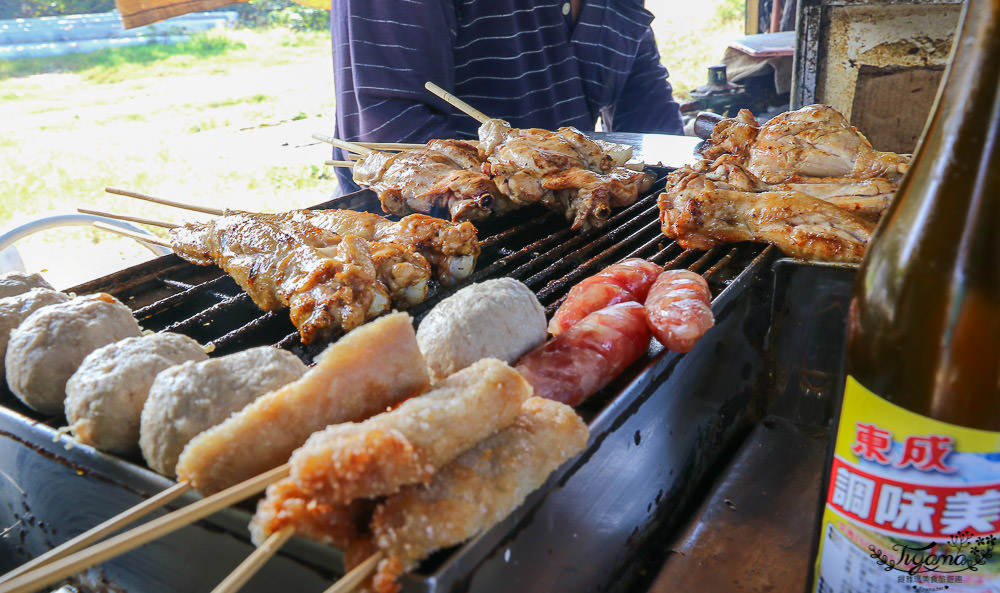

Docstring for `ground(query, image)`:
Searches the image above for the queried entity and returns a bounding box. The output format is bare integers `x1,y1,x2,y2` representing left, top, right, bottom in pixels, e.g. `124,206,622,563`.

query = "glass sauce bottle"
810,0,1000,590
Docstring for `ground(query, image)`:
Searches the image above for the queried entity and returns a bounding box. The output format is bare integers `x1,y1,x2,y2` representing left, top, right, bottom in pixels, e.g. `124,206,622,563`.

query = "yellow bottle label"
813,375,1000,592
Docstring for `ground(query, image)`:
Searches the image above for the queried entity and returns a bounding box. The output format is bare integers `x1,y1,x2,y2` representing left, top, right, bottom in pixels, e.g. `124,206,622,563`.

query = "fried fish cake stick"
176,313,430,495
369,397,589,593
249,478,374,548
289,358,531,505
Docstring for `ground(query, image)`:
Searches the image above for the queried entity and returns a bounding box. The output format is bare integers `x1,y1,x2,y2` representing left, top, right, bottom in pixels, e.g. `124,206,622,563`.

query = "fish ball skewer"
0,271,54,300
5,293,142,415
416,278,546,382
0,288,69,381
140,346,307,477
65,333,208,455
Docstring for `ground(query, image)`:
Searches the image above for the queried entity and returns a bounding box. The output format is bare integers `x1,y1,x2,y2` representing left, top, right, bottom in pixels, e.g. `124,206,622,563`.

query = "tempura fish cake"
289,358,531,505
369,397,589,593
176,313,429,495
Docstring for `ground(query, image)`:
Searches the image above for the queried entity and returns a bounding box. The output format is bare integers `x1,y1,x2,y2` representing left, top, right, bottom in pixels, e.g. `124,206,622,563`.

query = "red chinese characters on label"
827,457,1000,539
850,422,956,472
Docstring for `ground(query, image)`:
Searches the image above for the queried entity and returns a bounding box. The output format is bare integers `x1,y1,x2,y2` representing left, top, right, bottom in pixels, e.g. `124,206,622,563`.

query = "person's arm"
601,28,684,135
332,0,465,144
331,0,471,194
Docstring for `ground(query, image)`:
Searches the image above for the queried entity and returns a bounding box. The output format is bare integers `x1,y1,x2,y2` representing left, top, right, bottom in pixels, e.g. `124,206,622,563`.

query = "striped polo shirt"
331,0,683,193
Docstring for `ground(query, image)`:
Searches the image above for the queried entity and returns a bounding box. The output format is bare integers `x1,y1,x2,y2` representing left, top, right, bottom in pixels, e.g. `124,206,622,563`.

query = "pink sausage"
516,302,651,407
548,258,663,336
644,270,714,353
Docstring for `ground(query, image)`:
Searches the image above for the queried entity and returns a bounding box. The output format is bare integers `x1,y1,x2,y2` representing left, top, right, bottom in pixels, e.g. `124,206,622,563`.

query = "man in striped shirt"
331,0,684,194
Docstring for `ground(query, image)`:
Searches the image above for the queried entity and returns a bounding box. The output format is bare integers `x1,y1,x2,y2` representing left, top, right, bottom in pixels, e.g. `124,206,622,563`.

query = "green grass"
0,27,337,288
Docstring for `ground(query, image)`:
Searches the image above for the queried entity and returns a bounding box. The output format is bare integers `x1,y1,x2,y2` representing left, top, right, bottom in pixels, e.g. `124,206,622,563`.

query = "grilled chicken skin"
479,119,654,231
352,139,509,222
669,155,895,219
658,184,875,264
700,105,910,183
264,209,480,285
170,214,388,344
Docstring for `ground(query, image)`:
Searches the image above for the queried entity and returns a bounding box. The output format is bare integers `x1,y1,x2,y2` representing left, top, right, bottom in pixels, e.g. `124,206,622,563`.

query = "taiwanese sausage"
644,269,714,353
516,301,651,407
548,258,662,336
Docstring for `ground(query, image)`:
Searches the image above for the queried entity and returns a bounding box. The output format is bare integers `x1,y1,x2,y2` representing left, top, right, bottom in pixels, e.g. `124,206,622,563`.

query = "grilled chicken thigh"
700,105,910,183
658,184,875,264
479,120,654,230
352,139,509,222
670,155,895,219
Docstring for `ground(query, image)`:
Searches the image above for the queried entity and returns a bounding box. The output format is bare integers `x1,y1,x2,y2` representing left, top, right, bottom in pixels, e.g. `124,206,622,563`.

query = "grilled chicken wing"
479,120,654,230
170,214,389,344
658,185,875,264
699,105,909,183
267,209,479,285
352,139,510,222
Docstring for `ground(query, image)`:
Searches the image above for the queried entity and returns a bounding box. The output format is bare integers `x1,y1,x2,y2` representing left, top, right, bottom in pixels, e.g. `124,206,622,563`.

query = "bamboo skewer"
0,464,290,593
105,187,225,217
321,552,382,593
423,81,650,171
209,526,295,593
0,482,192,584
91,222,171,248
424,82,493,125
355,142,427,151
325,160,356,168
312,134,374,156
78,207,179,229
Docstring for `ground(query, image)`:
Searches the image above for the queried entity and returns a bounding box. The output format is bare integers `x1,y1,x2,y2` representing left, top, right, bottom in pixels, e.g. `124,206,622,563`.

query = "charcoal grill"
0,168,782,593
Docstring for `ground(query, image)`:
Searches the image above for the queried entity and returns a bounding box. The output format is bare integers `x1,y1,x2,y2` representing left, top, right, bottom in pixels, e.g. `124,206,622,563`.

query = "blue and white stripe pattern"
331,0,682,193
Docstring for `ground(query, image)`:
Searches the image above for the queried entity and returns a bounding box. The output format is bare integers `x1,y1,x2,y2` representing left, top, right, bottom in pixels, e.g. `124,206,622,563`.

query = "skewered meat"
658,185,875,264
352,139,511,222
700,109,760,161
548,258,663,336
479,120,655,231
416,278,546,381
700,105,910,183
265,209,479,284
176,313,429,495
515,302,651,407
289,358,531,505
64,332,208,456
5,293,142,415
368,397,588,593
139,346,306,477
0,288,69,380
644,270,714,353
265,216,431,308
169,213,389,345
0,271,54,299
